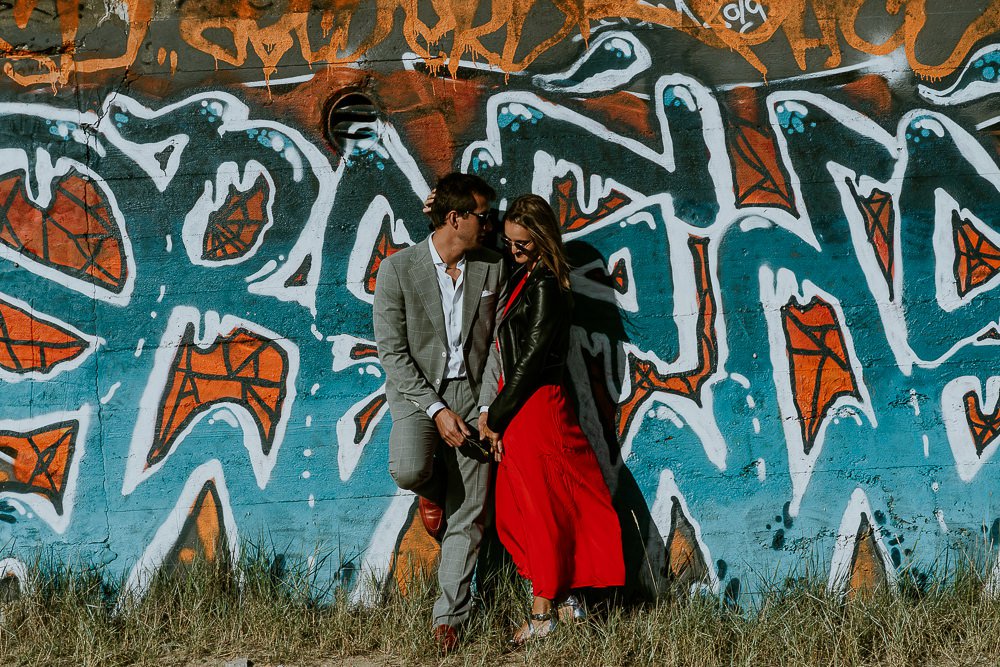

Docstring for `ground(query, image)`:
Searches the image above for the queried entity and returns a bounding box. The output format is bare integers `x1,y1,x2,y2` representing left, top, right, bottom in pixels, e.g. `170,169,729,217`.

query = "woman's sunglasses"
500,234,533,253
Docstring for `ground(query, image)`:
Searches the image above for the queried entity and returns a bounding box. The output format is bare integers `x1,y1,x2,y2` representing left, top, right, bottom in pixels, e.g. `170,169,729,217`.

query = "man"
373,173,505,653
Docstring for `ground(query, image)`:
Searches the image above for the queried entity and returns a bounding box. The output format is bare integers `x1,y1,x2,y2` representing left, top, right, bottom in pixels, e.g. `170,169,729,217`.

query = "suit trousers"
387,378,491,627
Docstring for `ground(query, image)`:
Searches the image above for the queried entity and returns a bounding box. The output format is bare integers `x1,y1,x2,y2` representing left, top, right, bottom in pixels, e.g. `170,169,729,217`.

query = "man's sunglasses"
460,210,493,225
500,234,533,254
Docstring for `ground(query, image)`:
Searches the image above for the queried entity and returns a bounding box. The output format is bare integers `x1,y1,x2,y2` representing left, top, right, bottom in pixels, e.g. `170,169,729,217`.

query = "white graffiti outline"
0,291,104,383
122,306,299,495
570,247,638,313
0,149,135,305
759,266,877,517
346,195,415,305
99,92,338,315
0,405,90,534
350,489,416,606
941,375,1000,482
533,31,652,94
649,468,719,595
828,488,896,595
337,384,389,482
932,189,1000,313
917,43,1000,106
120,459,239,602
182,160,278,267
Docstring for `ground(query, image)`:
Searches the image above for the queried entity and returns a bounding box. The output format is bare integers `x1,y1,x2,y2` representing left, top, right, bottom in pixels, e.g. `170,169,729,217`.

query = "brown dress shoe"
433,624,459,654
419,497,446,541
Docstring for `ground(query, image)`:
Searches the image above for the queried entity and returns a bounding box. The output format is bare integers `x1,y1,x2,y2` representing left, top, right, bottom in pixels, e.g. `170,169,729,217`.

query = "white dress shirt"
426,234,466,418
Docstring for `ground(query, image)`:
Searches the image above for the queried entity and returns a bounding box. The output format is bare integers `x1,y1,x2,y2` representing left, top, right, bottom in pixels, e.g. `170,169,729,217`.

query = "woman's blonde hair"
503,194,571,289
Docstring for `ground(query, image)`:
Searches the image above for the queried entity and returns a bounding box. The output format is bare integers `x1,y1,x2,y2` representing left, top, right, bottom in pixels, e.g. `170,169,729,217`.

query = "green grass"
1,548,1000,666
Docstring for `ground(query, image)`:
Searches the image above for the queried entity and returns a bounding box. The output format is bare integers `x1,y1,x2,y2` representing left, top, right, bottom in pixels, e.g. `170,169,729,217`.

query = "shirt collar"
428,233,466,269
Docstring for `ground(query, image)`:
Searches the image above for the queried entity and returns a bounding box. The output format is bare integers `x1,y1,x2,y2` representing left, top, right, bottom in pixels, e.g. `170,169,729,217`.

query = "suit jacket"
374,239,507,420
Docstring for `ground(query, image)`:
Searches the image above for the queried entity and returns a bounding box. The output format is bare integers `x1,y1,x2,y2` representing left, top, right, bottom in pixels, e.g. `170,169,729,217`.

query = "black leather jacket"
487,265,572,433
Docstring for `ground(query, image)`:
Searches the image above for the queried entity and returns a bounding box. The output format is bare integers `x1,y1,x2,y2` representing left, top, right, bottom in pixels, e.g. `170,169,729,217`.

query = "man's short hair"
429,173,497,229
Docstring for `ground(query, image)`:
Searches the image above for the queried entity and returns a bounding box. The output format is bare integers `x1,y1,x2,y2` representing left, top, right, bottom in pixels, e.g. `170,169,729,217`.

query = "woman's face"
503,221,536,265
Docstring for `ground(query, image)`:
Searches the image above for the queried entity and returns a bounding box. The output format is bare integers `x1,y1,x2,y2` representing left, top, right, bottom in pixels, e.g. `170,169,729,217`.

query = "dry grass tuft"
1,546,999,666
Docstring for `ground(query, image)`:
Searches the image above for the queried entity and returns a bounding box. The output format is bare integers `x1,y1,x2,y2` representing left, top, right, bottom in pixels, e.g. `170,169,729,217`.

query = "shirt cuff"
479,406,489,413
427,402,447,419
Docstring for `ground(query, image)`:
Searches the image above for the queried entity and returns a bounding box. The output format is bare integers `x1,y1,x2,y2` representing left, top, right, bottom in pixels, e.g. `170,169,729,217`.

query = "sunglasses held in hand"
463,434,491,457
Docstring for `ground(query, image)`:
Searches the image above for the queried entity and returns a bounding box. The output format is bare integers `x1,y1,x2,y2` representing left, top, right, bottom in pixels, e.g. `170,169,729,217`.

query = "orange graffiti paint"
0,171,127,293
780,296,861,455
148,325,290,468
0,421,78,512
0,299,91,375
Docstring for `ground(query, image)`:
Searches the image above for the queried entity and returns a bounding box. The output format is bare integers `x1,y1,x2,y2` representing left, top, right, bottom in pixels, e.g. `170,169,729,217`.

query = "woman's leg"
512,595,557,644
531,595,553,616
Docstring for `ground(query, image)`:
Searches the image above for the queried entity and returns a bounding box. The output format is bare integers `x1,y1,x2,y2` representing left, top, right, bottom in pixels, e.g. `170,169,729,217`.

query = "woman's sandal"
557,594,587,623
511,611,558,646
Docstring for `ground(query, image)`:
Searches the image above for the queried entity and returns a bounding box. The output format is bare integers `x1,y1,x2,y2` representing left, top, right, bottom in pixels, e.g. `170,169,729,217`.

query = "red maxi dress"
494,274,625,600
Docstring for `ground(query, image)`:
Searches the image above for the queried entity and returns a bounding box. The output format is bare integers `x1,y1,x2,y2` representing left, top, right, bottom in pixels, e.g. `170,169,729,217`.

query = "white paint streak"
0,292,104,383
0,406,90,534
934,509,949,533
337,386,389,481
760,266,877,516
100,382,121,405
121,460,238,603
730,372,750,389
351,491,415,605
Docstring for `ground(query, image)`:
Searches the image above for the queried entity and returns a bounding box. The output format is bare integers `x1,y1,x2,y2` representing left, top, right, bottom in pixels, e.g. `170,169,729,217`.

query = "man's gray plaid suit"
373,239,506,627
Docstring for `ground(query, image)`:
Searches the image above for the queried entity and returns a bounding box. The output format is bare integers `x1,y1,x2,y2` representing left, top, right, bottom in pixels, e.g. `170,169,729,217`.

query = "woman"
479,194,625,644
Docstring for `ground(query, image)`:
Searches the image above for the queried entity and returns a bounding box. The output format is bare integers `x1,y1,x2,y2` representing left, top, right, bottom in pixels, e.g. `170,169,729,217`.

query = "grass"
1,547,1000,666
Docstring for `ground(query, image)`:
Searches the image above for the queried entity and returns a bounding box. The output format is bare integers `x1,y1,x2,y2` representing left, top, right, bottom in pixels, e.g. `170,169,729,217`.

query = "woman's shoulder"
525,267,571,308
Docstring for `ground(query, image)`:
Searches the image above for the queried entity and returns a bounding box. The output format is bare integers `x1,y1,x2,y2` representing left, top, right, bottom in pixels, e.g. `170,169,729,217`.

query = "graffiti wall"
3,0,1000,604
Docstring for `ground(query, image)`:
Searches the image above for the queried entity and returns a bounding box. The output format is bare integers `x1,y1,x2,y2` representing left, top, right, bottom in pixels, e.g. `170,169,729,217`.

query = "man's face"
453,192,492,251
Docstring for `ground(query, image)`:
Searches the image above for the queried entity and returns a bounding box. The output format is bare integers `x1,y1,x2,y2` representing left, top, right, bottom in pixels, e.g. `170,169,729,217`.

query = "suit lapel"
408,241,448,347
461,254,488,341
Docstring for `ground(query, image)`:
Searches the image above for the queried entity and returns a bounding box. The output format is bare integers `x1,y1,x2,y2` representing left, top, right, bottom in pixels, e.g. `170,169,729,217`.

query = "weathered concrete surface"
1,0,1000,606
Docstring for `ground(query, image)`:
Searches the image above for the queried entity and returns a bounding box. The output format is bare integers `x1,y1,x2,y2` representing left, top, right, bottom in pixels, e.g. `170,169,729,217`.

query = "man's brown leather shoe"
419,497,445,541
433,624,459,655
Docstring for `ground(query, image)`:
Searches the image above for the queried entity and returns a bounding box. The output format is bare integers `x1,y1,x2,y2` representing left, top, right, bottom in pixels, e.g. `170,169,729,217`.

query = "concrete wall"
2,0,1000,603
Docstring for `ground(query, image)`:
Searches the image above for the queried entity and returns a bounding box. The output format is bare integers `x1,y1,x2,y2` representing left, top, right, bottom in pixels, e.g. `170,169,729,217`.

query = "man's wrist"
427,402,447,419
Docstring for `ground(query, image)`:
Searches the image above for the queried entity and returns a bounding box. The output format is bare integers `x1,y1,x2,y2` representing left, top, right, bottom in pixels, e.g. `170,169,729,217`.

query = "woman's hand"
481,421,503,463
422,188,436,215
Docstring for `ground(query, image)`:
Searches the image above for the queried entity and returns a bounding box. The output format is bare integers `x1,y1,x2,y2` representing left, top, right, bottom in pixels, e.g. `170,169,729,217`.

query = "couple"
373,173,624,652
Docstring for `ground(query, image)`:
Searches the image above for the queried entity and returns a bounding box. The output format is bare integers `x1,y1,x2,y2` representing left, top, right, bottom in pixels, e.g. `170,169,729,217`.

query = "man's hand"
434,408,472,448
477,412,489,439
